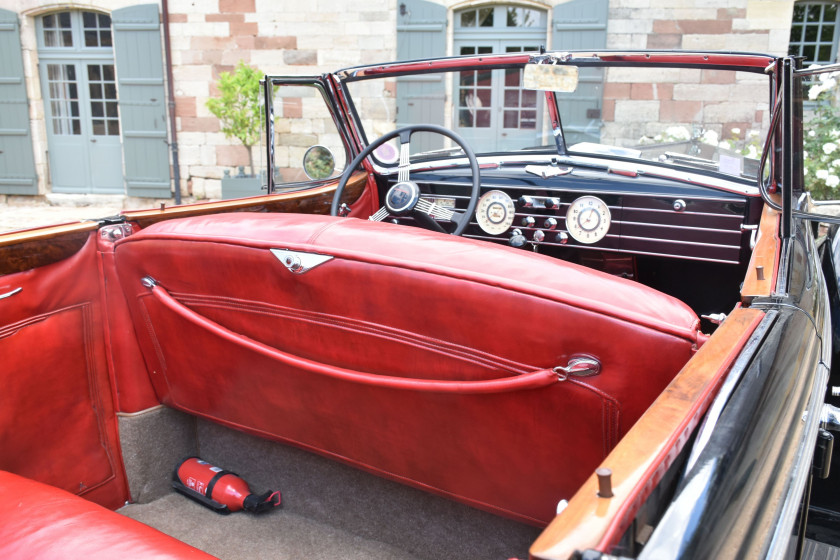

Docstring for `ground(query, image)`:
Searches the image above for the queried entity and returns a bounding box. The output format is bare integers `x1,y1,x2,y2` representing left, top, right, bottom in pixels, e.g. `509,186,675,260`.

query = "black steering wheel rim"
330,124,481,236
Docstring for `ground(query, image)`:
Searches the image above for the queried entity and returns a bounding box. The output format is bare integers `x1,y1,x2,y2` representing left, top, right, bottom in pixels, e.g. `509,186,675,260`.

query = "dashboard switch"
522,216,536,227
533,230,545,242
510,229,527,248
544,218,558,230
556,231,569,244
546,198,560,209
519,196,535,208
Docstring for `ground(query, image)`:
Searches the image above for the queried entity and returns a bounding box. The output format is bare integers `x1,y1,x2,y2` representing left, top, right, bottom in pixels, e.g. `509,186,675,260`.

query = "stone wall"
167,0,396,197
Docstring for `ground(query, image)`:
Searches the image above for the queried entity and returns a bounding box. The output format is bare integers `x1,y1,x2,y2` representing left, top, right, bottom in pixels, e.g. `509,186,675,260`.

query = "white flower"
805,168,810,175
832,159,840,168
718,140,732,150
824,142,838,155
665,126,691,141
747,130,759,138
731,127,741,135
832,129,840,139
701,129,719,145
827,175,840,188
817,169,829,179
809,130,817,137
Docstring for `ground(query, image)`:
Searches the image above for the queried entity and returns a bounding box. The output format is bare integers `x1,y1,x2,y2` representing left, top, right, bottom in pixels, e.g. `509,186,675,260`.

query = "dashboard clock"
566,196,611,244
476,190,516,235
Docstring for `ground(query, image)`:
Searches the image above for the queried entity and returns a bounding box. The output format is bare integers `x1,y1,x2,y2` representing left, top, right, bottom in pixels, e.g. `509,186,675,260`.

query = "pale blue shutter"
396,0,447,151
0,9,37,194
552,0,608,146
112,4,171,198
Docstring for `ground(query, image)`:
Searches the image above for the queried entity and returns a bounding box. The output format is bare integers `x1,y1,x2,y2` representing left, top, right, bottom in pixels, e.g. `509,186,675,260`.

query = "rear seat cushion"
0,471,213,559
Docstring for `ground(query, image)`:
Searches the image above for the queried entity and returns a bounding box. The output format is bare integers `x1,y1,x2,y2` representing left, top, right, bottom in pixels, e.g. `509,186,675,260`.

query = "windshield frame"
335,50,778,184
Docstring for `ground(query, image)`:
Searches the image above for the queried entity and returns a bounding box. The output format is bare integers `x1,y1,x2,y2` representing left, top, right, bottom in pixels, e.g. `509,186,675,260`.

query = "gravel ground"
0,203,123,233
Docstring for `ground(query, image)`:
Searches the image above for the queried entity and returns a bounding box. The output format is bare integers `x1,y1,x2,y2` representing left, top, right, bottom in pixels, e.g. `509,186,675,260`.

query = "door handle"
91,138,97,143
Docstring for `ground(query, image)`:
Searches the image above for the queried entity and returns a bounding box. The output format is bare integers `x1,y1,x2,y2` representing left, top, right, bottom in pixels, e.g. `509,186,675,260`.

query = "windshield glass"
346,62,772,179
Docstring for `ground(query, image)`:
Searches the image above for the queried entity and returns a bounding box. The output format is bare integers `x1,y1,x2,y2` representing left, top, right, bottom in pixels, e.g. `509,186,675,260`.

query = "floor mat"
120,493,421,560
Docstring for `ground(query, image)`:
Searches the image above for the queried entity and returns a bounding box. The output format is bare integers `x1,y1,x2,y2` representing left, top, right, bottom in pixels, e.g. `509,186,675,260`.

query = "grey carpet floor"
120,493,420,560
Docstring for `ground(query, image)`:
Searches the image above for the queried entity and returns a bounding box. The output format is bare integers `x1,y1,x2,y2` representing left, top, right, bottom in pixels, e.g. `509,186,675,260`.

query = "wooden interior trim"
0,222,98,249
123,172,369,229
529,307,765,560
741,203,780,299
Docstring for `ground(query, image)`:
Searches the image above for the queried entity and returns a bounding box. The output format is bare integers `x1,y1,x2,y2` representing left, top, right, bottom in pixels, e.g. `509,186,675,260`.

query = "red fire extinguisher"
172,457,282,514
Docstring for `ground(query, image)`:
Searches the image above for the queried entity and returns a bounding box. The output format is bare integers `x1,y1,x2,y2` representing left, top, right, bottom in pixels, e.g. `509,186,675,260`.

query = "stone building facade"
0,0,803,201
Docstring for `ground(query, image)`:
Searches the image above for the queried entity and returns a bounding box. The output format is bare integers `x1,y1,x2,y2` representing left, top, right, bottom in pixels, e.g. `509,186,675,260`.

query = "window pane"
805,24,819,42
504,110,518,128
43,14,55,28
44,30,58,47
107,120,120,136
58,12,71,28
104,83,117,99
92,120,105,135
460,10,476,27
504,89,519,107
83,12,95,28
478,7,493,27
807,5,822,22
476,110,491,127
61,30,73,47
804,44,817,61
477,89,491,106
822,24,835,42
460,46,475,56
90,83,103,99
85,30,98,47
71,119,81,135
459,109,473,127
91,102,104,118
522,89,537,108
106,101,118,117
505,68,520,86
478,46,493,55
100,30,112,47
103,65,115,81
88,65,101,81
819,44,833,61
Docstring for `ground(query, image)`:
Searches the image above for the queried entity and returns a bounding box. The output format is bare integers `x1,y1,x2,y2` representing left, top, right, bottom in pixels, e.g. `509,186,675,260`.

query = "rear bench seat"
114,213,703,525
0,471,212,559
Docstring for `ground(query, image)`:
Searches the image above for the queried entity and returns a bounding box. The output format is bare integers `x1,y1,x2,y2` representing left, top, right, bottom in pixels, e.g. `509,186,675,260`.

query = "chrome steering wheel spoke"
415,198,456,222
369,207,390,222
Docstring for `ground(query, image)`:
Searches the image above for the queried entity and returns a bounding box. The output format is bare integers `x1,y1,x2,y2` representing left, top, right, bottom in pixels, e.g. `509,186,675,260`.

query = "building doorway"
453,6,546,152
37,11,123,194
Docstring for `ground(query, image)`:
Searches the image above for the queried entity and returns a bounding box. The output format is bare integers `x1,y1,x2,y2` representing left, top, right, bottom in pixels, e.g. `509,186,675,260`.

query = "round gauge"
476,190,516,235
566,196,611,244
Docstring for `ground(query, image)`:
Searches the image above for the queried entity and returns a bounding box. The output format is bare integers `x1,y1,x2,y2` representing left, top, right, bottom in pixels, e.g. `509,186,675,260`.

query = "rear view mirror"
523,64,579,92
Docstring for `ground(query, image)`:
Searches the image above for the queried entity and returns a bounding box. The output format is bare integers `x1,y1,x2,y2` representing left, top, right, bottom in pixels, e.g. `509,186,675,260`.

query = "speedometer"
476,190,515,235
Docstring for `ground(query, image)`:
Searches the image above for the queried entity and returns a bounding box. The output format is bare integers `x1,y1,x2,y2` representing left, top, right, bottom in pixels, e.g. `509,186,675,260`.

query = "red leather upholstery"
0,471,212,559
0,233,129,510
115,213,702,525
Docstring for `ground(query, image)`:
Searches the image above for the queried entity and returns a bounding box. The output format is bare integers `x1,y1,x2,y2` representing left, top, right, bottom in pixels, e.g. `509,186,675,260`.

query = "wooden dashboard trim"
122,172,369,229
529,307,765,560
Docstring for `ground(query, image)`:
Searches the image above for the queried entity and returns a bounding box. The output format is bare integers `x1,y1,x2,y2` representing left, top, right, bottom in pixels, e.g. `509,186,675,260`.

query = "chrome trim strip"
0,287,22,300
619,235,741,250
462,234,741,264
408,177,750,202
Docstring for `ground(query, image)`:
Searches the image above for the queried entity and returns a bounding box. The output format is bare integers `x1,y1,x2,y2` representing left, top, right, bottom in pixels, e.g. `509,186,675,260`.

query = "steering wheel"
330,124,481,236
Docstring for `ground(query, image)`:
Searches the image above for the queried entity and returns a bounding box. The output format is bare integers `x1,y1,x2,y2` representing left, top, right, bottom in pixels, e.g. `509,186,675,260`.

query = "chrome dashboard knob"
544,218,558,230
522,216,536,227
556,231,569,244
533,230,545,242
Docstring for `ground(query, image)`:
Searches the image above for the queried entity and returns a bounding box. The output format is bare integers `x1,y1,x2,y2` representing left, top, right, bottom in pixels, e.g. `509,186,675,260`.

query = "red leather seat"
0,471,213,559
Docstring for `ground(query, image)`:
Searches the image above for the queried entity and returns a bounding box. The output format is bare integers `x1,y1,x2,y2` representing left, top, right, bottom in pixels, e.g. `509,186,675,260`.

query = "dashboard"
383,162,762,267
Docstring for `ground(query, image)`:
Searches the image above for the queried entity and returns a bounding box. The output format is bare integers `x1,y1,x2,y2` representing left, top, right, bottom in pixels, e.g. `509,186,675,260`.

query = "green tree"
206,61,263,176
